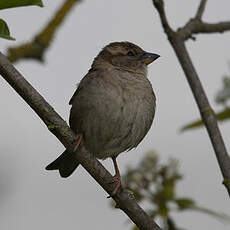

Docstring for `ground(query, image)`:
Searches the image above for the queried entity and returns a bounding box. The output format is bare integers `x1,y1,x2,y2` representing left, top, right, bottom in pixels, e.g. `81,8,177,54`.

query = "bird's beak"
139,52,160,65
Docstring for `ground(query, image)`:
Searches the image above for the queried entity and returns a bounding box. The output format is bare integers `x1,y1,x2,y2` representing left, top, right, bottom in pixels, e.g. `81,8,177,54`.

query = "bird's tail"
45,150,79,178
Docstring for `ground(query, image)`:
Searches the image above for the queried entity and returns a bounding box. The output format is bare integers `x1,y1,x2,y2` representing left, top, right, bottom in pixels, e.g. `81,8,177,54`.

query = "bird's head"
92,41,160,74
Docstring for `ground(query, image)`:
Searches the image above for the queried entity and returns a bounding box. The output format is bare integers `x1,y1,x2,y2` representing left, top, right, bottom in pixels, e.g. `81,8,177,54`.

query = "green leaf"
0,0,43,10
161,179,175,201
181,108,230,131
157,203,169,217
175,198,195,210
0,19,15,40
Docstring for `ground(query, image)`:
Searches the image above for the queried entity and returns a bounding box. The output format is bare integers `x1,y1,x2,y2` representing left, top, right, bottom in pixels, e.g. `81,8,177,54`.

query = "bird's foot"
107,174,123,198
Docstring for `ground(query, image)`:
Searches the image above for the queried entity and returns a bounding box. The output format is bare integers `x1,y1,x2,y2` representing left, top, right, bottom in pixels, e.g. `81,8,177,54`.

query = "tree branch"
170,40,230,196
152,0,174,37
176,0,230,41
0,52,162,230
180,20,230,40
195,0,208,20
152,0,230,196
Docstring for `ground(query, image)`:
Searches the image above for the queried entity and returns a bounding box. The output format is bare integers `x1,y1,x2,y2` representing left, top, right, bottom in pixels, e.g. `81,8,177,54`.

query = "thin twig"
0,51,162,230
152,0,230,196
152,0,174,36
195,0,208,20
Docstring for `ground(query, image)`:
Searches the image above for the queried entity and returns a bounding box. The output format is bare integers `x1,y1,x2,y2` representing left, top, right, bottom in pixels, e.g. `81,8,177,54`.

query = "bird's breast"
70,69,156,159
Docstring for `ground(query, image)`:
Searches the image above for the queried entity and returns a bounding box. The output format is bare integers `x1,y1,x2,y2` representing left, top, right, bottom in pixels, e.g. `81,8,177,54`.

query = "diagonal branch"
180,19,230,40
152,0,230,197
195,0,208,20
170,40,230,196
0,52,162,230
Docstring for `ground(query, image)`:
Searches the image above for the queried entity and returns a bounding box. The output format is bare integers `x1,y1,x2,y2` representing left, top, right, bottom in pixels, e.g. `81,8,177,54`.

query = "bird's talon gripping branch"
107,175,123,198
107,156,123,198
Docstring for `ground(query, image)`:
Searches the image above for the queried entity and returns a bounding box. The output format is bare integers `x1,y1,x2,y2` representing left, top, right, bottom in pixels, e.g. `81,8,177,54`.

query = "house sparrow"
46,41,160,196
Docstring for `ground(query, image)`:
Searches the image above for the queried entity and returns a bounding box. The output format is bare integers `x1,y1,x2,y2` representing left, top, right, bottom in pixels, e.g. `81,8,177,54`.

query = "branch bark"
0,51,162,230
152,0,230,196
180,20,230,41
178,0,230,41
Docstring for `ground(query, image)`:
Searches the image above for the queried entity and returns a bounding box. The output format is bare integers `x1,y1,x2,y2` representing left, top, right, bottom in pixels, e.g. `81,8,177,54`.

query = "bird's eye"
127,51,135,56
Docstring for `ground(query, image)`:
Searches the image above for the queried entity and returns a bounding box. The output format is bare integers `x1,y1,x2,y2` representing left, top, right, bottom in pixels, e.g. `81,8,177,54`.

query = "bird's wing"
68,68,97,105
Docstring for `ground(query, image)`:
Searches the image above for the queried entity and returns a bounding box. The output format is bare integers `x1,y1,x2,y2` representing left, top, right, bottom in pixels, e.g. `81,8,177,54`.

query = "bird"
46,41,160,196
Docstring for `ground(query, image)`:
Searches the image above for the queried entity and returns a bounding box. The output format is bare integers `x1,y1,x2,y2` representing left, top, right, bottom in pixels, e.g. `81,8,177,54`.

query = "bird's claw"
107,175,123,198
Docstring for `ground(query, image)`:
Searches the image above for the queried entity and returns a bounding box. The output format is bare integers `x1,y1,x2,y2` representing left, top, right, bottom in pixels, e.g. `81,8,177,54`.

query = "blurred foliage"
0,0,43,40
181,107,230,131
6,0,82,63
113,151,229,230
181,74,230,131
0,0,43,10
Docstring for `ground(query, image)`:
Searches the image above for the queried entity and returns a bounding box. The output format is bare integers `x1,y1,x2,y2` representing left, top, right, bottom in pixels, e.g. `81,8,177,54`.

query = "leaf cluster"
119,151,229,230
